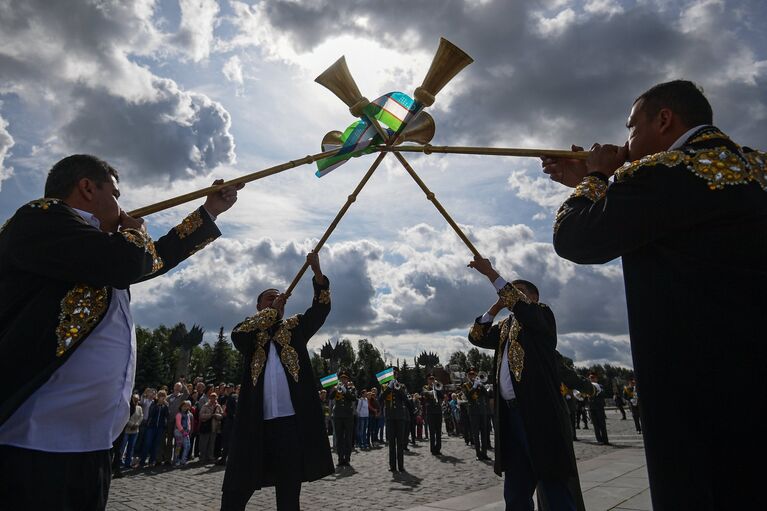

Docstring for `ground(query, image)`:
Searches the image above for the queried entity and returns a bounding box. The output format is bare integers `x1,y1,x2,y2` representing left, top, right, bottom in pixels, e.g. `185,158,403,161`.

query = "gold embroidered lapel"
248,315,302,385
497,317,524,383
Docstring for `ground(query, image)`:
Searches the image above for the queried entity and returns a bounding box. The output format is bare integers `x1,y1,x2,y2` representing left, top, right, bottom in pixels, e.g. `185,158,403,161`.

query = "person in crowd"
458,392,471,446
463,367,491,461
544,79,765,509
162,380,189,465
221,253,333,511
413,393,424,441
588,373,609,445
356,389,370,450
121,393,144,468
174,400,194,466
382,368,408,473
330,371,356,466
367,387,381,446
623,378,642,434
422,373,444,455
217,384,238,465
198,392,224,464
139,389,169,467
442,393,454,436
613,383,627,420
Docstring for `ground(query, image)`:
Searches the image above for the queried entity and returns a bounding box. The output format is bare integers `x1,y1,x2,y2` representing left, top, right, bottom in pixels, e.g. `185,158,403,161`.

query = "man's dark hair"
635,80,713,127
257,288,279,305
512,279,539,298
44,154,119,199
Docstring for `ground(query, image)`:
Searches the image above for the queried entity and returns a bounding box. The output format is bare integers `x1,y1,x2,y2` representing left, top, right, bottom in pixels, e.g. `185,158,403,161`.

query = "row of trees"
134,324,634,398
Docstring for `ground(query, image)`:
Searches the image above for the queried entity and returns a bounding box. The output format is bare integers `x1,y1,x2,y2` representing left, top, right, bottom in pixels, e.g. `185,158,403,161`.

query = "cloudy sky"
1,0,765,368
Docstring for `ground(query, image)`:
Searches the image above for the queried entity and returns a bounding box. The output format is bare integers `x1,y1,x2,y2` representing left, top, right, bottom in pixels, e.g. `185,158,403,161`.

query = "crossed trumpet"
128,38,588,294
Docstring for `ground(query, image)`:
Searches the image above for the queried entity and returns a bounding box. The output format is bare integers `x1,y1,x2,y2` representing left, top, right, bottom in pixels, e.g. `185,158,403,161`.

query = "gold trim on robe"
55,285,109,357
174,210,203,239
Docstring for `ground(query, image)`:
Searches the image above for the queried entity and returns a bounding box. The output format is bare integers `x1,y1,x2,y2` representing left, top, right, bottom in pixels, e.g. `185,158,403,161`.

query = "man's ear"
657,108,673,134
76,178,96,201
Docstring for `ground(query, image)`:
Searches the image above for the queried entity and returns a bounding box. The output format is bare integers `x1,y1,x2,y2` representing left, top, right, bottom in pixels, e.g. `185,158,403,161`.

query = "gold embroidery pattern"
275,316,301,382
233,308,279,333
498,283,531,311
571,175,608,203
615,146,761,190
55,285,109,357
503,318,524,382
174,210,203,239
317,289,331,305
250,331,269,386
188,236,216,256
120,229,162,272
687,128,731,145
744,151,767,191
247,315,302,384
27,198,61,210
469,321,488,342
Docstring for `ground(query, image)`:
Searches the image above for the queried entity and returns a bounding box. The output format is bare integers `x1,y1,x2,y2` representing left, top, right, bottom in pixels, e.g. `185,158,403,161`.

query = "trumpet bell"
315,56,369,116
414,37,474,107
478,371,488,383
395,112,436,145
433,381,444,391
321,130,344,149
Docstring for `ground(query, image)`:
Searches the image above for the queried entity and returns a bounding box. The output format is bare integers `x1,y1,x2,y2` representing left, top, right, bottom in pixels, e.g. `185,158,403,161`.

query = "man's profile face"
90,175,121,233
257,289,284,319
626,99,665,162
174,383,182,394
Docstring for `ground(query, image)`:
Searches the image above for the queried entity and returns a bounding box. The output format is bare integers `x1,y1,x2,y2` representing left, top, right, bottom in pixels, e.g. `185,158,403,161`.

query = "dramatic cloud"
173,0,220,62
0,112,14,190
0,0,235,184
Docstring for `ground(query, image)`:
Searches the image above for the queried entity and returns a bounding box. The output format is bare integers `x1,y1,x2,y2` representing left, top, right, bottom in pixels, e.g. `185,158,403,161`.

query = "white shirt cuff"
492,276,508,292
202,206,217,222
480,311,495,324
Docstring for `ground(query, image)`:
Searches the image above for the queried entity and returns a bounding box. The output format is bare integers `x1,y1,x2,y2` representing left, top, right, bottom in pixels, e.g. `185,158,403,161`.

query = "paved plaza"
108,410,646,511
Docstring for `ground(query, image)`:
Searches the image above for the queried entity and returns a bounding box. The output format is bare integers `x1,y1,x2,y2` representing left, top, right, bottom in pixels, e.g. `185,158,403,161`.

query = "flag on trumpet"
315,91,422,177
320,373,339,389
376,367,395,385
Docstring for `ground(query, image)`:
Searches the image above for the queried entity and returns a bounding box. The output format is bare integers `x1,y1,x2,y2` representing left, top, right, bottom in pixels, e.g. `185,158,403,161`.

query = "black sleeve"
134,207,221,283
553,163,715,264
468,316,500,350
6,201,159,289
554,351,593,394
297,276,331,342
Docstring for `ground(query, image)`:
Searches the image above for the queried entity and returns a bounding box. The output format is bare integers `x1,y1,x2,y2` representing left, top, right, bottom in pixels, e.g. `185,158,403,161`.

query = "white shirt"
356,397,369,418
0,209,136,452
262,340,295,420
483,276,518,400
669,124,710,151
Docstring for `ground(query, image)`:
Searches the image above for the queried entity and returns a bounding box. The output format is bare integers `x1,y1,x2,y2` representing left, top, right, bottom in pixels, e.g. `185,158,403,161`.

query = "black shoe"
389,466,397,472
398,466,405,472
215,457,227,466
403,447,410,452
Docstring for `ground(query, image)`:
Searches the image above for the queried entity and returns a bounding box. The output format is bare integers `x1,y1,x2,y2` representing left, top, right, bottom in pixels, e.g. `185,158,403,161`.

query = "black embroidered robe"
469,283,593,511
553,127,767,510
0,199,220,427
223,277,334,492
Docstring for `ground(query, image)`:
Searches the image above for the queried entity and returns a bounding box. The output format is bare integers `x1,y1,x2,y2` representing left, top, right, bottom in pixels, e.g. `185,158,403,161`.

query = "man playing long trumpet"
468,259,594,511
0,154,241,510
422,373,444,456
222,253,333,511
543,80,766,510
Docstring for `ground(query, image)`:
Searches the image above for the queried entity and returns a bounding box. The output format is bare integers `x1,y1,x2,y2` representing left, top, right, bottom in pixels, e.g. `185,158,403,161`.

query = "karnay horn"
395,111,436,145
315,56,370,117
414,37,474,107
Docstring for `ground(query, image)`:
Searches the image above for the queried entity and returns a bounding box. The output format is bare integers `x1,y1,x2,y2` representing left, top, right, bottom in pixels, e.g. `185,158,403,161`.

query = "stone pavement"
108,410,644,511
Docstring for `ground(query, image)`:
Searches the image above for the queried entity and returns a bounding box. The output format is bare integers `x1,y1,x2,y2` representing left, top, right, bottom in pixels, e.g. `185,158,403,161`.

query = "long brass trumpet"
380,144,588,160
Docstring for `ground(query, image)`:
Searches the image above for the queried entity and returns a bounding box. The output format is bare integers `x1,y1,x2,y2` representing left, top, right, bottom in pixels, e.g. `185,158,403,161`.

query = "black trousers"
0,445,111,510
589,406,609,444
220,416,302,511
470,414,490,457
386,418,407,470
333,416,354,463
630,404,642,432
427,414,442,453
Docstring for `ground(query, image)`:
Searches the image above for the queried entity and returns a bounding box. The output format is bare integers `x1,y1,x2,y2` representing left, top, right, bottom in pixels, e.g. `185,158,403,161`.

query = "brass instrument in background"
433,381,443,391
477,371,488,384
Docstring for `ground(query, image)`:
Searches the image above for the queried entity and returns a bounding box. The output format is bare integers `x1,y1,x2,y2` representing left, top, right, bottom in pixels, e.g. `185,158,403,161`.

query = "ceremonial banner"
376,367,395,385
315,91,422,177
320,373,339,389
